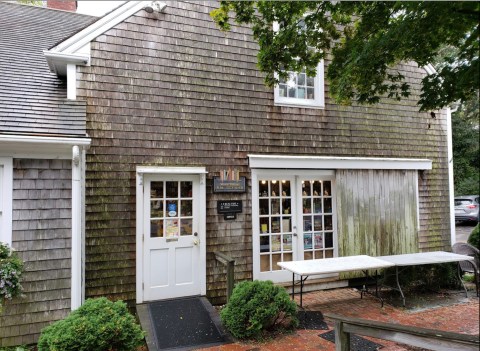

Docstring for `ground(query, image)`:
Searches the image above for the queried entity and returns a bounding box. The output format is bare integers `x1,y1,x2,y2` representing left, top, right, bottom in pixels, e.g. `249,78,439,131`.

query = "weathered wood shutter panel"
336,169,418,260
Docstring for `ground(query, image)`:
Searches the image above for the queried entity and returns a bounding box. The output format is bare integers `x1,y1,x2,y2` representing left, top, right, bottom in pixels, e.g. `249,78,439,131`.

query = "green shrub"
383,263,459,292
38,297,145,351
220,280,298,340
467,224,479,249
0,242,24,312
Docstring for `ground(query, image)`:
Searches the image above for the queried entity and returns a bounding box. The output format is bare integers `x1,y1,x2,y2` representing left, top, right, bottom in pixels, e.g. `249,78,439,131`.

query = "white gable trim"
248,154,432,170
53,1,165,54
44,1,166,76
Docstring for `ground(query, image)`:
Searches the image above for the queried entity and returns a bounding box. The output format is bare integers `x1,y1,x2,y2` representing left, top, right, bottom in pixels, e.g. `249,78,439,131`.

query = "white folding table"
278,255,395,307
279,252,477,308
378,251,477,306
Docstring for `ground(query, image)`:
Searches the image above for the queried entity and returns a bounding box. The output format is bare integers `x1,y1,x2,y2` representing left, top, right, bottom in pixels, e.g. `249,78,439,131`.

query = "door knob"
194,232,198,236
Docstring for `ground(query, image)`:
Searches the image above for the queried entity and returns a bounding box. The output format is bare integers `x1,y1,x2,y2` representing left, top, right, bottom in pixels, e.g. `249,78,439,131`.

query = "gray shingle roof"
0,2,95,137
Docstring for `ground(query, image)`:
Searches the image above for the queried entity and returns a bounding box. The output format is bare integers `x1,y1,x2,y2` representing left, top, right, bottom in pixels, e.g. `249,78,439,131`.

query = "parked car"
454,195,480,223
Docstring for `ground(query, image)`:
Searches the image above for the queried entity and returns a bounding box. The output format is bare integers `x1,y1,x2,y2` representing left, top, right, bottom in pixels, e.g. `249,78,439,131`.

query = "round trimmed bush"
220,280,298,340
38,297,145,351
468,224,479,249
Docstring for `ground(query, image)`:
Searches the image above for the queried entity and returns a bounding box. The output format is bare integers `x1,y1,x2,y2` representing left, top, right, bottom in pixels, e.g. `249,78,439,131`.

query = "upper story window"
274,63,324,108
273,21,325,109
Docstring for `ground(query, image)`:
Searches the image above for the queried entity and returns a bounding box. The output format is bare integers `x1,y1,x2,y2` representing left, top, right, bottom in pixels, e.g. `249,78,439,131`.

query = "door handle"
194,232,198,236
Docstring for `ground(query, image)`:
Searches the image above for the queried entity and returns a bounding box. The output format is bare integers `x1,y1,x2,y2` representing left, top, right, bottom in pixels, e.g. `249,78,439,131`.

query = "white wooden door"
143,175,202,301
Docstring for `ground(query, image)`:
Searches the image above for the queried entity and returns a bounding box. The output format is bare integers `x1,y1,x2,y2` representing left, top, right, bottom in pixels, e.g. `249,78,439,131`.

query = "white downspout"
446,108,455,245
71,145,82,310
67,64,76,100
81,147,86,304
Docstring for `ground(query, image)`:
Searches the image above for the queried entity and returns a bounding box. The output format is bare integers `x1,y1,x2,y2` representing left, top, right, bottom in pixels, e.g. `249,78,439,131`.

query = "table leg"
395,266,406,307
292,273,295,301
457,263,469,298
300,275,304,308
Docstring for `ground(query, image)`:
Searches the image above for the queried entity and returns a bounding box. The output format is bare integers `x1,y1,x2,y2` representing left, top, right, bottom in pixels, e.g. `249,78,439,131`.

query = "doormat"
148,297,228,350
319,330,383,351
297,311,329,330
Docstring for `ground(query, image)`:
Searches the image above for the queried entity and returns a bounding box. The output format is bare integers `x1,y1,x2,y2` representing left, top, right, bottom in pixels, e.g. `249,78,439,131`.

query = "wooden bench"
325,313,479,351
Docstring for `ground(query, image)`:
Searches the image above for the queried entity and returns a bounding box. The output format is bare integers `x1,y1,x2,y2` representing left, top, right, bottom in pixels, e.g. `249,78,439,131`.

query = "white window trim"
0,157,13,245
274,61,325,109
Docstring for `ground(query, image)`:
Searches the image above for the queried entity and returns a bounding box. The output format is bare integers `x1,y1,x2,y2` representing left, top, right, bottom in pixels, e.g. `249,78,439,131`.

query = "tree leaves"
211,1,479,111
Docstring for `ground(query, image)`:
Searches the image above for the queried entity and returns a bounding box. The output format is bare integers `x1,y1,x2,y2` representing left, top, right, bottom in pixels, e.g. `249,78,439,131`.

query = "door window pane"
180,181,192,197
151,200,163,218
166,181,178,198
180,219,192,236
150,219,163,238
151,182,163,198
181,200,192,217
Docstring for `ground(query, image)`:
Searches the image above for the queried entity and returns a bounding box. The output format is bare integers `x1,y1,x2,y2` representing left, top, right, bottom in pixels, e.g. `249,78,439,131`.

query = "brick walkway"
199,288,479,351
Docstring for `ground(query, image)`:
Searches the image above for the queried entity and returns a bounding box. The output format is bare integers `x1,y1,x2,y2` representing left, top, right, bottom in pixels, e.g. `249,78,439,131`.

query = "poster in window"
283,234,292,251
303,234,312,250
271,235,281,252
165,219,179,238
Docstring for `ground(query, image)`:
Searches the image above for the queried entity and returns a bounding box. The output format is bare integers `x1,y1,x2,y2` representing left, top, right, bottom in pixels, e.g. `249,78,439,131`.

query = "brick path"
198,288,479,351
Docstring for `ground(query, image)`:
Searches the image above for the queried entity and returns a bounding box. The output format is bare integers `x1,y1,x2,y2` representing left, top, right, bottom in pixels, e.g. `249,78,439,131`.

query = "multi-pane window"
274,62,325,108
150,181,193,238
278,70,315,100
258,180,294,272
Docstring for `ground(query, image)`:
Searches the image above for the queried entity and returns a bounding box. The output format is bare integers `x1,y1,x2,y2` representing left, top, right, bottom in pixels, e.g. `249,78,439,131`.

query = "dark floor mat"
297,311,329,330
319,330,383,351
148,297,226,350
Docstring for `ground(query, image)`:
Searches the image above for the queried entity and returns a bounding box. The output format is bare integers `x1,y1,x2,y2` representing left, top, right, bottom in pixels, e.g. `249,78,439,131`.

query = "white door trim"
136,166,207,304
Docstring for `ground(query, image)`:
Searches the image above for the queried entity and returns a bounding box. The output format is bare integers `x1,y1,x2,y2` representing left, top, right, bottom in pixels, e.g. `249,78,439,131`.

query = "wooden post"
226,259,234,302
335,320,351,351
215,252,236,302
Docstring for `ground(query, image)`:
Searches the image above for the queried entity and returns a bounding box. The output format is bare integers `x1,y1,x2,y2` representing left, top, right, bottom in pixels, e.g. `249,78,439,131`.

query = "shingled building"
0,1,454,346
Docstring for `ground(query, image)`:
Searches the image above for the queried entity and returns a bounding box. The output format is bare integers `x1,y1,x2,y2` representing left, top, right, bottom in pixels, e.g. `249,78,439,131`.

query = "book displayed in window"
304,234,313,250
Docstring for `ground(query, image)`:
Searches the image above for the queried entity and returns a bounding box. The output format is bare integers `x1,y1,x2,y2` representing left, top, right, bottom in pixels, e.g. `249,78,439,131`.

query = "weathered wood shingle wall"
0,159,72,347
77,1,450,304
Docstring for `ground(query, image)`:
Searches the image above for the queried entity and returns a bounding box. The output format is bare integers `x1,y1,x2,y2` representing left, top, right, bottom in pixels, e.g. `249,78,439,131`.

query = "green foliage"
0,242,24,311
452,98,479,196
220,280,298,340
384,263,459,292
37,297,145,351
0,346,32,351
468,224,480,249
212,1,479,111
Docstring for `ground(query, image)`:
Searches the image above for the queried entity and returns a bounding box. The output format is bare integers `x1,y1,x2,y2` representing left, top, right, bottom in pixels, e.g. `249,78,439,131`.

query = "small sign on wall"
213,168,246,193
217,200,243,214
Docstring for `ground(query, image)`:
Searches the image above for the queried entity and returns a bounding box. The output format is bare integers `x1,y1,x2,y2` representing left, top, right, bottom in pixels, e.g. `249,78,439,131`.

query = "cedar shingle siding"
0,160,72,346
77,1,450,304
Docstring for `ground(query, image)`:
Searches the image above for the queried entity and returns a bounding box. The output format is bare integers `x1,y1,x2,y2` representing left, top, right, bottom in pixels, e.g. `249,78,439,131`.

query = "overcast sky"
76,1,125,16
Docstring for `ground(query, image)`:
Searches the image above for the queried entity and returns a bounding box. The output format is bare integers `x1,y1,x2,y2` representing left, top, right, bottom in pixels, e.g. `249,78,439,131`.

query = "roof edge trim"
50,1,165,54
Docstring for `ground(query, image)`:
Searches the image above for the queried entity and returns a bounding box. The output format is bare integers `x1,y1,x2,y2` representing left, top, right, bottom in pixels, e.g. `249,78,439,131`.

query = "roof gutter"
43,51,90,76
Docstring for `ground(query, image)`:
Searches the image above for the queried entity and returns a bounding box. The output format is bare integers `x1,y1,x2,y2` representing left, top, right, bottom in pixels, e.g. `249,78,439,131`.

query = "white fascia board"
0,135,91,159
53,1,166,54
248,154,432,170
43,51,90,75
423,63,437,75
136,166,208,175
